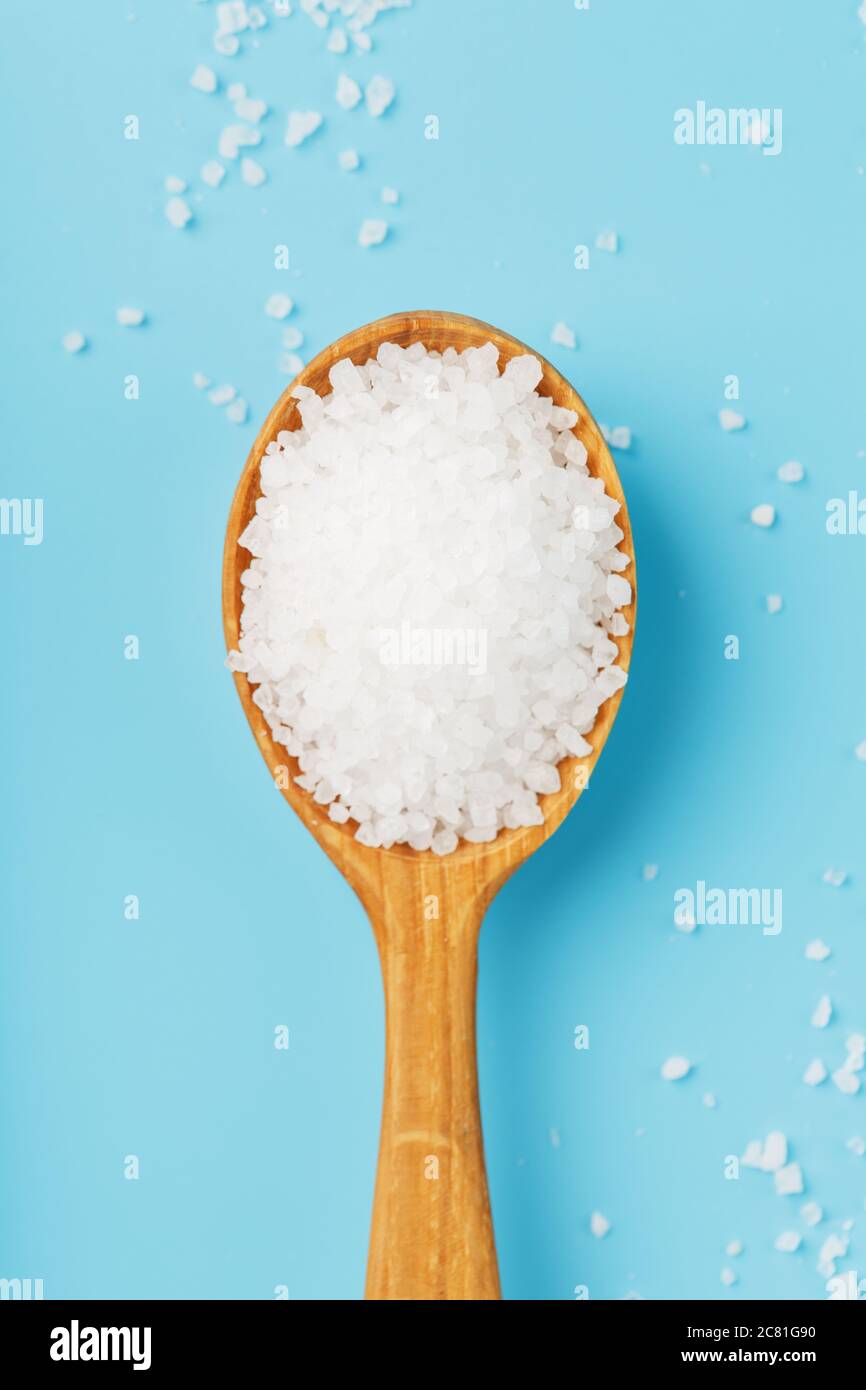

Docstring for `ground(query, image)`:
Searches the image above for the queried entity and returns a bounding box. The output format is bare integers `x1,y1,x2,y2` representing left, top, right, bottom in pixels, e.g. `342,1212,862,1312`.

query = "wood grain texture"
222,311,636,1300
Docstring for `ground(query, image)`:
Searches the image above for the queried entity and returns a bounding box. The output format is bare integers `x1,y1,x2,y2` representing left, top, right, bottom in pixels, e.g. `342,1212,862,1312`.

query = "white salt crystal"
381,185,399,204
803,1059,827,1086
365,74,395,117
833,1067,861,1096
720,1267,736,1287
725,1239,742,1257
590,1211,610,1238
846,1135,865,1156
774,1162,803,1196
703,1091,716,1107
660,1055,690,1081
116,307,145,327
595,229,618,253
336,73,362,109
358,218,388,247
285,110,323,146
165,197,193,228
201,160,226,187
328,26,348,52
241,157,267,186
226,398,248,424
216,1,249,35
209,384,236,406
279,352,304,376
822,867,847,887
281,326,304,349
264,293,294,320
777,460,804,483
774,1230,801,1252
855,740,866,761
766,594,783,614
642,863,658,881
338,148,360,171
193,372,211,389
235,95,267,122
219,124,261,159
62,330,86,353
761,1131,787,1172
190,64,218,93
750,503,775,528
227,83,246,101
719,408,745,431
214,33,240,56
800,1201,823,1226
551,321,576,349
165,174,187,193
811,994,833,1028
805,939,831,962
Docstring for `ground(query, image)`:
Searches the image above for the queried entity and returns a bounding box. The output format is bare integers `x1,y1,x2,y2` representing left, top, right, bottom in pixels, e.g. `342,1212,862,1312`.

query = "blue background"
3,0,866,1301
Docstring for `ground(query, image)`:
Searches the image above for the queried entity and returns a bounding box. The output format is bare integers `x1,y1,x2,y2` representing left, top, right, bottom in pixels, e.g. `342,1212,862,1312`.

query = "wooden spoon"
223,311,636,1301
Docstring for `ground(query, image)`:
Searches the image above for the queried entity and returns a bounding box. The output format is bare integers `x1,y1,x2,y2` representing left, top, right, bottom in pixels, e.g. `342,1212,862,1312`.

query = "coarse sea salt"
165,197,193,229
358,218,388,247
62,330,86,354
719,408,745,431
336,73,362,109
264,293,294,320
241,157,267,186
116,307,145,327
338,148,360,171
191,64,218,94
285,110,323,147
228,340,631,854
365,74,395,117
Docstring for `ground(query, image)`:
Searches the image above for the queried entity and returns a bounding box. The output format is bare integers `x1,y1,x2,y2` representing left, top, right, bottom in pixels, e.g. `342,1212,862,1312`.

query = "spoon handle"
364,879,501,1300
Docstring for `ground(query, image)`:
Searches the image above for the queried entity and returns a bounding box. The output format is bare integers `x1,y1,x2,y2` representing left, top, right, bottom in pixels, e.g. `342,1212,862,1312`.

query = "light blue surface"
3,0,866,1301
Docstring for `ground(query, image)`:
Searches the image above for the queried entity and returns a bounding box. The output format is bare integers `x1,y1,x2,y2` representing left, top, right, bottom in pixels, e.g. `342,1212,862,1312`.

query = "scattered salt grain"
279,352,304,376
165,197,193,228
750,504,775,528
219,124,261,159
774,1231,801,1253
777,460,804,483
226,398,248,424
803,1059,827,1086
760,1131,788,1173
846,1135,866,1156
285,110,323,146
725,1239,743,1257
766,594,783,614
190,64,218,93
336,73,362,109
365,74,395,117
201,160,227,188
660,1055,690,1081
642,863,658,881
62,330,86,354
381,186,399,204
832,1067,861,1096
338,148,360,171
811,995,833,1029
551,321,576,349
241,157,267,186
358,218,388,247
229,339,632,853
801,1201,823,1226
805,939,831,962
213,33,240,56
281,326,304,350
855,740,866,761
703,1092,716,1107
327,27,348,53
774,1162,804,1196
595,229,618,253
193,372,211,390
208,384,236,406
235,95,267,122
601,424,632,450
165,174,187,193
264,293,294,320
590,1211,610,1238
719,408,745,431
822,867,847,887
116,307,145,327
720,1267,736,1287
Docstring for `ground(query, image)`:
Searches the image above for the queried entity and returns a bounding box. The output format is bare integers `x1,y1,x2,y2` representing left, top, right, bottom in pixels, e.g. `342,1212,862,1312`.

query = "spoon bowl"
223,310,636,1299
